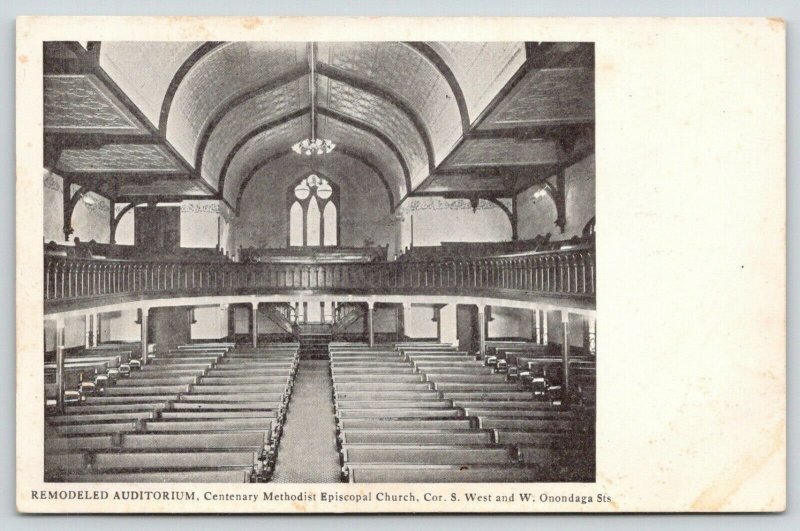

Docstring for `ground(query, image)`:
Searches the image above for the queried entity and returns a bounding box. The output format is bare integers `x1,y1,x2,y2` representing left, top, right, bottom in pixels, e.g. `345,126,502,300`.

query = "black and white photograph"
16,15,785,514
40,39,596,484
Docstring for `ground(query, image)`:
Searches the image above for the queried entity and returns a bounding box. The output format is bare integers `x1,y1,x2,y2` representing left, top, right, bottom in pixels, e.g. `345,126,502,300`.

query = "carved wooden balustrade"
44,245,595,313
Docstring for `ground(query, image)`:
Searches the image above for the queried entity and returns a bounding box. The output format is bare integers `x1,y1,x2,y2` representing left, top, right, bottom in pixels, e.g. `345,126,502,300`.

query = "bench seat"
180,393,284,402
53,469,251,483
331,367,417,375
452,400,557,410
464,409,576,419
338,419,472,430
204,369,292,378
442,391,533,400
159,410,278,420
333,374,424,383
335,400,452,410
340,430,492,445
190,384,287,394
144,418,272,432
45,435,115,452
105,385,191,396
477,418,576,431
113,376,198,386
494,430,574,445
336,408,462,419
47,412,154,424
82,395,177,404
121,432,266,450
170,401,283,411
334,391,441,401
49,421,139,436
347,464,539,483
333,382,432,391
434,383,525,392
64,403,168,414
93,451,256,471
426,374,508,383
200,376,289,385
342,445,514,465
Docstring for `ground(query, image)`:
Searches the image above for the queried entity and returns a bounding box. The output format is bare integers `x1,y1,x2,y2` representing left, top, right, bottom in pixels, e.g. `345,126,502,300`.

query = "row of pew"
486,341,596,407
45,344,140,408
44,342,299,483
330,341,595,483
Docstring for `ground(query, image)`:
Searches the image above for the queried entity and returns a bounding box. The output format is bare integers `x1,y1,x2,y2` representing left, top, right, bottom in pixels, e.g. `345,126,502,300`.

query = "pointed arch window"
288,174,339,247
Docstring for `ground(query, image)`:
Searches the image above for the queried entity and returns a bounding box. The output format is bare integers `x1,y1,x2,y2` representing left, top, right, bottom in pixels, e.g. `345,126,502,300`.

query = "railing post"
561,310,570,403
54,315,65,413
367,301,375,347
477,304,486,358
139,307,149,366
251,301,259,348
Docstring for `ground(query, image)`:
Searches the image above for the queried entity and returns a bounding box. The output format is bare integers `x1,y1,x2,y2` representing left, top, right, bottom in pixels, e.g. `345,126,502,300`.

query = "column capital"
561,309,570,323
366,300,375,310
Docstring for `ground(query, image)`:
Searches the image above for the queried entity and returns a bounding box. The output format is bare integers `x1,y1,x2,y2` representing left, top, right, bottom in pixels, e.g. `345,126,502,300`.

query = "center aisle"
271,359,342,482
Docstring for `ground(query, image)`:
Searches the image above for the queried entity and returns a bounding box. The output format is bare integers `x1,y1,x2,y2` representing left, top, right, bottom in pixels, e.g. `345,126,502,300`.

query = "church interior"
42,40,596,483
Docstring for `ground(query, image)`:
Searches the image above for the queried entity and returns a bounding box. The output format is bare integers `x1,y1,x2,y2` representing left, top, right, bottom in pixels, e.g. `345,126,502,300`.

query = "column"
588,315,597,357
477,305,486,357
561,310,570,402
438,304,457,346
534,309,542,345
251,302,259,347
84,314,92,349
367,301,375,347
55,315,65,412
92,312,101,346
434,307,441,342
398,302,410,341
140,307,149,366
542,310,549,345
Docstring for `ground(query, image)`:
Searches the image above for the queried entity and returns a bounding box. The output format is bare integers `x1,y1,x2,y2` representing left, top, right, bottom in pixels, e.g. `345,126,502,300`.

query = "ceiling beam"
316,62,437,173
402,42,470,133
158,41,226,133
216,106,311,200
194,64,310,176
317,106,412,194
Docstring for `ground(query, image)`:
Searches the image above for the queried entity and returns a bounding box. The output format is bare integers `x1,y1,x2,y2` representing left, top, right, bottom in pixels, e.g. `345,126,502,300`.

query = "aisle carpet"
271,360,341,482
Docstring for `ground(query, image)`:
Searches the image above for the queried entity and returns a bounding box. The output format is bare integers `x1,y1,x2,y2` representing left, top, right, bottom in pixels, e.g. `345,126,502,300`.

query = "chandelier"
292,43,335,156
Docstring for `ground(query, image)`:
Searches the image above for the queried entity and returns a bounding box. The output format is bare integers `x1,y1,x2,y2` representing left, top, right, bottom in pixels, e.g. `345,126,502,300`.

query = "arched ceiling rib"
422,42,527,122
165,41,309,166
220,110,406,208
317,42,464,166
235,151,395,215
99,41,207,128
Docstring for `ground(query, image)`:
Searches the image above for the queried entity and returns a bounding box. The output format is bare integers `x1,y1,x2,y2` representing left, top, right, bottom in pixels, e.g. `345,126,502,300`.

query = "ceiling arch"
235,149,395,214
165,41,309,165
218,108,410,207
158,41,225,132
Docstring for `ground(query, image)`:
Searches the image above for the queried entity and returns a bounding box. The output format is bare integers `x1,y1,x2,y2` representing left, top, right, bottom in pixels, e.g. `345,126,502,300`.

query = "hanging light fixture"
292,43,336,156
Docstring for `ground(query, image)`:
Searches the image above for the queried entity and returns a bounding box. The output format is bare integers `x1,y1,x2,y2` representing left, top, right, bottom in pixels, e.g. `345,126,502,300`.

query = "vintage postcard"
16,16,785,513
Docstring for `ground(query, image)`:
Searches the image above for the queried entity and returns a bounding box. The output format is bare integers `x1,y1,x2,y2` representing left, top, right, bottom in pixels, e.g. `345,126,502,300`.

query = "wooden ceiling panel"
58,144,186,173
44,74,149,133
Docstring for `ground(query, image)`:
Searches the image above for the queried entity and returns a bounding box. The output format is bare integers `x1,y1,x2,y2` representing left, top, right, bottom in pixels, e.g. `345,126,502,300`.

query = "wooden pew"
342,444,514,465
346,464,539,483
338,419,473,430
56,470,250,483
339,430,492,445
336,409,463,419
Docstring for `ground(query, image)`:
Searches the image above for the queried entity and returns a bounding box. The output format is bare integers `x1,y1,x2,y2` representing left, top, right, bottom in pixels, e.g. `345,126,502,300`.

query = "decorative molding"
400,197,501,213
180,200,233,223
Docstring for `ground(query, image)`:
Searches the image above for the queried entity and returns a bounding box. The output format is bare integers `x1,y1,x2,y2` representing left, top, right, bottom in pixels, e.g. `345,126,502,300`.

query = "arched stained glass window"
287,174,339,247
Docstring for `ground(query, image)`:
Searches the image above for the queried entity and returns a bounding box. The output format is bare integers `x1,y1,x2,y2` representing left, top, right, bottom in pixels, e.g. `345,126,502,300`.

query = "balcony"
44,244,595,314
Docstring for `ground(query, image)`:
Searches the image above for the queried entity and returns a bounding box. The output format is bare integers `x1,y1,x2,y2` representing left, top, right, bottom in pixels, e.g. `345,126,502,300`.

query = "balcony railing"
44,245,595,312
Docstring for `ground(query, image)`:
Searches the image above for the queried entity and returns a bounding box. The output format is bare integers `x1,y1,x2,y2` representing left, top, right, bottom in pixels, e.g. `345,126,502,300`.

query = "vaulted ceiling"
43,40,594,212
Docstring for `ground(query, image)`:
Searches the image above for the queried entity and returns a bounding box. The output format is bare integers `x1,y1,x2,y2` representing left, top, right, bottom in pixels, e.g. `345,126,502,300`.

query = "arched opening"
287,173,339,247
